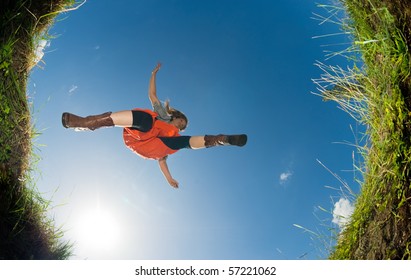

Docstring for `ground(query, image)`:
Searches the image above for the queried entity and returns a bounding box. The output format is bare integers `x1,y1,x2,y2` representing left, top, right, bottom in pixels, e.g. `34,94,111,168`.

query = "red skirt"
123,109,180,160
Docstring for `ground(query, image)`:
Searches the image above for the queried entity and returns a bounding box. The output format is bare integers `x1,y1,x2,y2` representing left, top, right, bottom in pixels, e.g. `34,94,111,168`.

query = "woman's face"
171,118,187,131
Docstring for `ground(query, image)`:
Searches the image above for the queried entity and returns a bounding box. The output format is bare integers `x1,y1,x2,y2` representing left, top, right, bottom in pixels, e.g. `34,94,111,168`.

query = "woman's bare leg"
189,136,206,149
110,111,133,127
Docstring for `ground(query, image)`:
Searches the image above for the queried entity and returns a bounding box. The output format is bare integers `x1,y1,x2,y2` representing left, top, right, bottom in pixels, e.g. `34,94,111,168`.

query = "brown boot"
62,112,114,131
204,134,247,148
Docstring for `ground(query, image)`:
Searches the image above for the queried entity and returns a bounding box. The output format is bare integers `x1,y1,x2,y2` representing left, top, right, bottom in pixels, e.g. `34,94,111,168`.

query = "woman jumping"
62,63,247,188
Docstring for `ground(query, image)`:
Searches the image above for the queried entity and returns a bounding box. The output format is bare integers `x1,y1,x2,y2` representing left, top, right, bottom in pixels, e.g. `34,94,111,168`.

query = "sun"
74,205,121,255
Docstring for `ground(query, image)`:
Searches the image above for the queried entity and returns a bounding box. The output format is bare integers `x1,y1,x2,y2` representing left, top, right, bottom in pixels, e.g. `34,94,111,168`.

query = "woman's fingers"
169,178,179,188
153,62,162,73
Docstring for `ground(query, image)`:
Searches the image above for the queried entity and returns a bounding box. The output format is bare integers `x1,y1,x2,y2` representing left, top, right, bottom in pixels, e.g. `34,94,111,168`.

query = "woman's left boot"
62,112,114,131
204,134,247,147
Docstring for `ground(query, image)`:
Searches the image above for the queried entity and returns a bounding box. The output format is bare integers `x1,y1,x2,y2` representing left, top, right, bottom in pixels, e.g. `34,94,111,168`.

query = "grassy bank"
0,0,75,260
316,0,411,259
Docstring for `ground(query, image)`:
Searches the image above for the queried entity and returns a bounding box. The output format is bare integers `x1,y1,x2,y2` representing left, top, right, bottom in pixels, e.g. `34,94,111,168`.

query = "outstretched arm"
158,156,179,189
148,63,162,106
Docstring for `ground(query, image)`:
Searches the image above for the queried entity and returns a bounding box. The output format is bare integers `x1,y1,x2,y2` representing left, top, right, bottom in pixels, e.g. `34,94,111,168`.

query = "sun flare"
75,206,121,254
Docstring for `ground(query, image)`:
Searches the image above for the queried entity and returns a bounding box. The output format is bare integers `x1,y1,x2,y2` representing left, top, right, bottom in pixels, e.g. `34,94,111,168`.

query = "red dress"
122,109,180,160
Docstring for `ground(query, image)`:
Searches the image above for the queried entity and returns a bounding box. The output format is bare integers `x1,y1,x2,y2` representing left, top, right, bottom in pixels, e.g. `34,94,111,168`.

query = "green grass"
314,0,411,259
0,0,77,260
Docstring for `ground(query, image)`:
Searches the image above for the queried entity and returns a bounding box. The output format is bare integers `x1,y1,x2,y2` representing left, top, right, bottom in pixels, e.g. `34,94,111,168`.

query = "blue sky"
29,0,359,260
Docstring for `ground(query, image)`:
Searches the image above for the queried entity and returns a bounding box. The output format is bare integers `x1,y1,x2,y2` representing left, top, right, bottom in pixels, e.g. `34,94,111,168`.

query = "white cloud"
279,171,293,184
33,39,49,65
69,85,78,95
332,198,354,229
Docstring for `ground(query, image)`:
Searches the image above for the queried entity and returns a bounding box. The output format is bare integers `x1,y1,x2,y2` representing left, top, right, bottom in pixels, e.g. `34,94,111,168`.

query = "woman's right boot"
204,134,247,148
62,112,114,131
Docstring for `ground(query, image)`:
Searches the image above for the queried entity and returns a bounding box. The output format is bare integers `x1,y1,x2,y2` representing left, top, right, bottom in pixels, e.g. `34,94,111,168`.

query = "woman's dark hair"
165,100,188,130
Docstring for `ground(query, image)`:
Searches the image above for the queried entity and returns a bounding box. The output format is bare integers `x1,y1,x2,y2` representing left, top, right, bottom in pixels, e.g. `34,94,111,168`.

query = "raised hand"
152,62,162,74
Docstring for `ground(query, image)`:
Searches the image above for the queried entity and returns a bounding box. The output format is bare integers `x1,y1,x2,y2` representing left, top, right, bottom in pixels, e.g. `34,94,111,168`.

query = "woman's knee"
111,111,133,127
